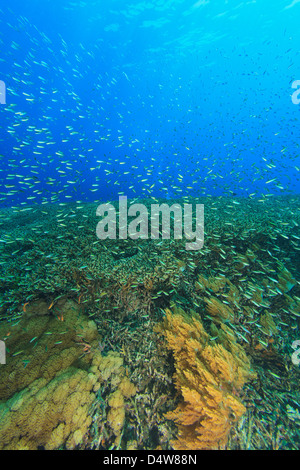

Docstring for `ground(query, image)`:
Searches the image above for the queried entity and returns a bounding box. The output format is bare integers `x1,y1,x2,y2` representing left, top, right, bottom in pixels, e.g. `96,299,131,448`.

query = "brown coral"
156,305,255,450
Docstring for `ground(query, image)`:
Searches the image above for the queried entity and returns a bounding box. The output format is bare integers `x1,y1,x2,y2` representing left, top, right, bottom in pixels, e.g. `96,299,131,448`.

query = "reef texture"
0,299,135,449
156,305,256,450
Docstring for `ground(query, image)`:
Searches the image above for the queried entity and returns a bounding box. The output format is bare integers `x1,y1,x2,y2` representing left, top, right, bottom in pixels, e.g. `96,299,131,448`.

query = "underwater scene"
0,0,299,453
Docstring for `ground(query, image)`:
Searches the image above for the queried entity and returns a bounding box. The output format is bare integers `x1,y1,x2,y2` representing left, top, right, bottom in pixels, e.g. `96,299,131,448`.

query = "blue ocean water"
0,0,299,206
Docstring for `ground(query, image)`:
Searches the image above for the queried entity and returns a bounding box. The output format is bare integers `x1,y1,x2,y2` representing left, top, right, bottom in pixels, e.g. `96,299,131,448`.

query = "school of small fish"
0,2,299,208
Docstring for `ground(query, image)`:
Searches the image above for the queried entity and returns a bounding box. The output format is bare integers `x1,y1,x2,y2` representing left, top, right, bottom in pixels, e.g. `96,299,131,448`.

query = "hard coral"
97,351,136,446
0,299,101,449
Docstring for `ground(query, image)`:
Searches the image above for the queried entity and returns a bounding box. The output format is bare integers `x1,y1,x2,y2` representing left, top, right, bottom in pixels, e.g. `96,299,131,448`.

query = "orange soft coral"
156,305,255,450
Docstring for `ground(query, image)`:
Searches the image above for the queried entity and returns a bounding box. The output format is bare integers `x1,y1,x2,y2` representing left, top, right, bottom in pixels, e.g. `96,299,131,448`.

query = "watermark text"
96,196,204,251
291,80,300,105
0,80,6,104
0,340,5,364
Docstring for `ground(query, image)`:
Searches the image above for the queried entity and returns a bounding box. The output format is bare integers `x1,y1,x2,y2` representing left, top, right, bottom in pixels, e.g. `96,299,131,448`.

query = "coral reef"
156,305,256,450
0,299,134,450
91,350,136,447
0,364,99,450
0,299,99,400
0,196,299,450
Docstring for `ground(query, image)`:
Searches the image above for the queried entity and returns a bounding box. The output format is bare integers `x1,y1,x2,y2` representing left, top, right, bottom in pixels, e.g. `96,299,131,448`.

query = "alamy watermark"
291,80,300,105
0,80,6,104
0,340,5,364
96,196,204,251
291,340,300,366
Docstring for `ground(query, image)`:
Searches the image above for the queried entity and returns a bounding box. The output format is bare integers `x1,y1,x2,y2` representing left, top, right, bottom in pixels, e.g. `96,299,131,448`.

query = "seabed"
0,195,299,450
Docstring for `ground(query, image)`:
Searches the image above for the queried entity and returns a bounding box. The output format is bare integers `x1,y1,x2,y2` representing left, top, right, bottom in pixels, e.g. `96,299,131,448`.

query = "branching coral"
156,305,256,450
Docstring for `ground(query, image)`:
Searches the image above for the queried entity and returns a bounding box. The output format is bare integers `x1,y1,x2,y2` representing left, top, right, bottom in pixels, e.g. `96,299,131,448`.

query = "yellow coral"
98,351,124,383
103,358,136,446
119,376,137,398
108,388,125,443
0,299,102,450
156,306,255,450
0,364,97,450
0,298,137,450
